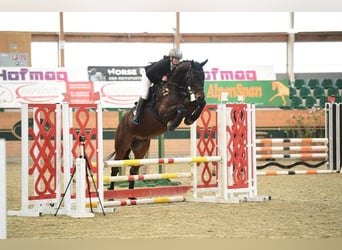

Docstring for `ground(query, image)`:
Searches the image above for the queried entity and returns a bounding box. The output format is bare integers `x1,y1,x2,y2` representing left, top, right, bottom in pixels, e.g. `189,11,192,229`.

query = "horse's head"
168,59,208,125
169,59,208,103
186,59,208,103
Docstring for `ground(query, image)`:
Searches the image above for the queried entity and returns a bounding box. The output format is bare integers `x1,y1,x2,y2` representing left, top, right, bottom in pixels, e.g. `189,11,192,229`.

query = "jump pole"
104,156,222,167
256,153,327,160
102,156,221,202
257,169,340,176
87,196,185,208
102,172,193,182
255,136,329,170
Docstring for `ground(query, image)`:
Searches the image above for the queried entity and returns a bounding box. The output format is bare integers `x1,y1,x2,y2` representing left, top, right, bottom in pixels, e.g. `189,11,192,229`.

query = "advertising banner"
204,65,276,81
205,80,290,107
0,67,91,108
0,66,286,108
87,66,144,81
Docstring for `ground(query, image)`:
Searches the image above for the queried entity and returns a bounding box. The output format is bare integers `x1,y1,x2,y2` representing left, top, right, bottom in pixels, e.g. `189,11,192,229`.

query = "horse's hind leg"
128,139,151,190
109,167,119,190
108,149,131,190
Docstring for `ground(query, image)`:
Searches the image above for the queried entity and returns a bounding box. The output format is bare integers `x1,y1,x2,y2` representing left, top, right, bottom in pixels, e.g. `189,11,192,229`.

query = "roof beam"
31,31,342,43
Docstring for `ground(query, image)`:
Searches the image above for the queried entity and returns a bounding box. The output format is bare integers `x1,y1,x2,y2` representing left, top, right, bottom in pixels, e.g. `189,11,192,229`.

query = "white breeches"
140,72,152,100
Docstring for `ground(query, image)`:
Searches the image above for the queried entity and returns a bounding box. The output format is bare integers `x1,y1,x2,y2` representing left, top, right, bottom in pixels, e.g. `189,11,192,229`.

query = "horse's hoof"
167,122,175,131
167,125,176,131
184,120,193,125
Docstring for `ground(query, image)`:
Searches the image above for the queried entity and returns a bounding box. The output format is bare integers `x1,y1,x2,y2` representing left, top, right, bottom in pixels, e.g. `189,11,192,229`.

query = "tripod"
55,135,105,216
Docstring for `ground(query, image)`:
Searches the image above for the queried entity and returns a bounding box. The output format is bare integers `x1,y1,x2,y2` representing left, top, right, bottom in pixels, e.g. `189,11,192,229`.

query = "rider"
131,48,183,125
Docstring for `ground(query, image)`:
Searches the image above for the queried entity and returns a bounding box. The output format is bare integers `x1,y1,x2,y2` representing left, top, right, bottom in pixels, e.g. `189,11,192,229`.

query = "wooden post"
175,12,181,49
59,12,65,67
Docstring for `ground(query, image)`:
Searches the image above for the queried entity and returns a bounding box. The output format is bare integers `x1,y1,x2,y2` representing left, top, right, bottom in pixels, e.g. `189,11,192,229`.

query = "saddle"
132,81,173,125
143,82,166,121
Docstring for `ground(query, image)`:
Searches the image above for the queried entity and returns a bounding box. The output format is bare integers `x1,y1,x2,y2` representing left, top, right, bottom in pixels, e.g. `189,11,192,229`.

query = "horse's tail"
104,151,116,161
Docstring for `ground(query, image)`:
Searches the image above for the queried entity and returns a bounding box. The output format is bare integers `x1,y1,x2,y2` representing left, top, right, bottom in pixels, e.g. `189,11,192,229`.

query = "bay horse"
106,59,208,191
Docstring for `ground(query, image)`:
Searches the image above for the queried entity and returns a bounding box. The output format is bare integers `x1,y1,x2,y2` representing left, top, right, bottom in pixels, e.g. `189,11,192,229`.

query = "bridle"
184,62,205,96
166,61,205,97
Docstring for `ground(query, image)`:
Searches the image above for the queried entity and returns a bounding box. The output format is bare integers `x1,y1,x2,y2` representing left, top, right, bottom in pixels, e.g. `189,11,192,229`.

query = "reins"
162,61,199,97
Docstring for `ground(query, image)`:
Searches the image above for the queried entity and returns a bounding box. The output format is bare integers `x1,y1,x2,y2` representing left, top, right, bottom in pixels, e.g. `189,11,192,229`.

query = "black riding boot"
131,98,146,125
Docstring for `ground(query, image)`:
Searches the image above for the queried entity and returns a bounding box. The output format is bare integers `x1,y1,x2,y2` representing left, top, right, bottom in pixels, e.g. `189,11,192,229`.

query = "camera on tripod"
55,133,105,216
79,136,86,159
79,135,86,143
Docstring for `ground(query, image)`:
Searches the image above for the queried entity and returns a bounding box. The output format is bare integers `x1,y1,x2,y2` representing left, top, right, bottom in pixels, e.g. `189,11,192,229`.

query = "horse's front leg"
126,165,140,200
167,104,187,131
184,99,206,125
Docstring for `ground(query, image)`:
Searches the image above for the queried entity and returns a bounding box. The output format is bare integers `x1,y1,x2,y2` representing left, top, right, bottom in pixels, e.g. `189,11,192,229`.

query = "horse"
106,59,208,191
269,81,290,106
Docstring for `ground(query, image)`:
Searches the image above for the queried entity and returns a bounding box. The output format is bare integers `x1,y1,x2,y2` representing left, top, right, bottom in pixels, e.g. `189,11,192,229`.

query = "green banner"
204,80,290,107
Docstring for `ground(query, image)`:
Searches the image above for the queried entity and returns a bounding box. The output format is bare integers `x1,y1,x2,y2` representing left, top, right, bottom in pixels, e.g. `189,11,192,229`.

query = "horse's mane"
169,60,193,76
170,60,193,73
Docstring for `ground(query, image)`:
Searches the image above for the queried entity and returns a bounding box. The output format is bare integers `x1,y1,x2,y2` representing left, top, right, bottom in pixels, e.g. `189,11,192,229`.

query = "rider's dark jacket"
145,56,172,84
